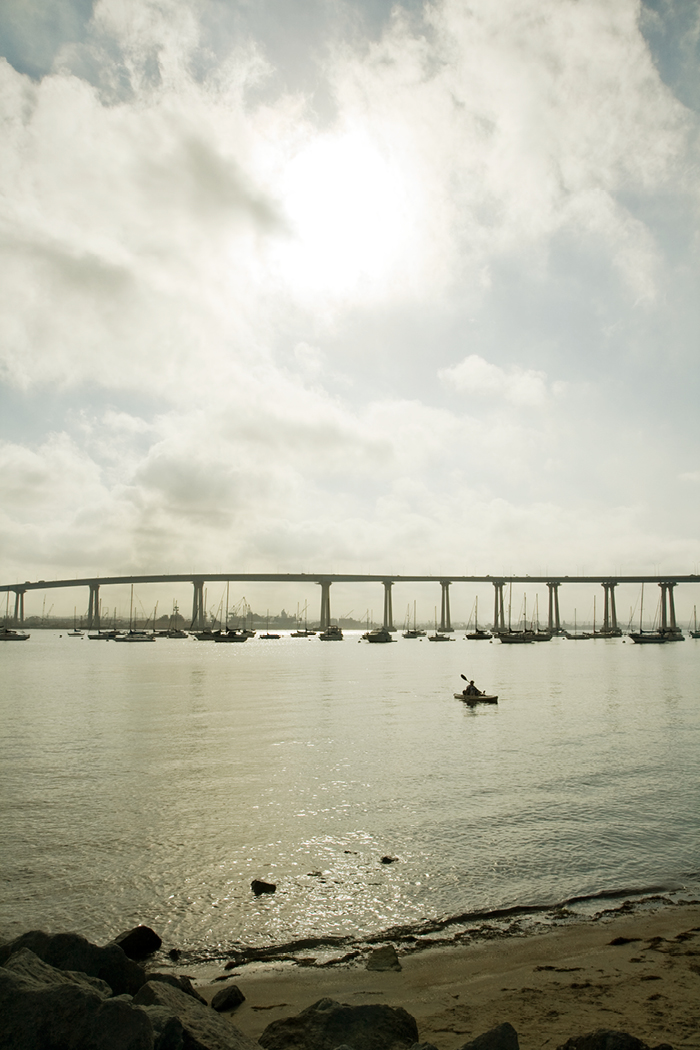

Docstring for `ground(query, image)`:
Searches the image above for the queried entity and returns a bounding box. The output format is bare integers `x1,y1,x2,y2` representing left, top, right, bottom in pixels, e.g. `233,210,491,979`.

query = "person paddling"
463,679,480,696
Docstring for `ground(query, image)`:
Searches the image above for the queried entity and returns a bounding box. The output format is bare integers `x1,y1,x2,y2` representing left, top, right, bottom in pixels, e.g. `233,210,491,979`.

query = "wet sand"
196,904,700,1049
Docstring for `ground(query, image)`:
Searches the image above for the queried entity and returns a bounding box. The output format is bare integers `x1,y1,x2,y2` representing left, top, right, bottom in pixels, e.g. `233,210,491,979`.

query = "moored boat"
465,597,492,640
362,626,396,643
319,625,343,641
498,629,534,643
628,583,667,643
0,625,30,641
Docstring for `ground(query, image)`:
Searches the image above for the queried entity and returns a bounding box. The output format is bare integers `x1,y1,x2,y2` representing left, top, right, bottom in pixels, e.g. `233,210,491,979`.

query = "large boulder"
0,930,145,996
134,1005,185,1050
211,984,246,1012
556,1033,673,1050
113,926,163,961
2,947,112,998
0,964,154,1050
458,1023,520,1050
259,997,419,1050
459,1024,520,1050
133,980,259,1050
145,972,208,1005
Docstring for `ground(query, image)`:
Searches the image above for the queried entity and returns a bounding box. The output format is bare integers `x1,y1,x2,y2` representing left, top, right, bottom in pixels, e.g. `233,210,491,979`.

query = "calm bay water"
1,630,699,958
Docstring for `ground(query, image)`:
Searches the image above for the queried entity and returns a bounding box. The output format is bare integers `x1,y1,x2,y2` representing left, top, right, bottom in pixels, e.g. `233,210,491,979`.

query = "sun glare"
273,130,410,298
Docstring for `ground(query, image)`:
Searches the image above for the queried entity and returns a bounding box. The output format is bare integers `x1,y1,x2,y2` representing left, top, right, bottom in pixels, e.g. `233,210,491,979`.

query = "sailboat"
429,607,454,641
529,594,551,641
215,585,248,641
629,584,666,643
291,601,316,636
115,585,155,642
403,601,426,638
499,592,534,643
67,607,84,637
259,610,281,640
564,608,590,640
465,596,492,640
689,606,700,639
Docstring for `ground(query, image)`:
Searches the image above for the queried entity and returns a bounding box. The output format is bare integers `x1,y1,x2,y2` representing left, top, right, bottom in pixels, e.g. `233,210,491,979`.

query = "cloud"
438,354,562,407
0,0,699,602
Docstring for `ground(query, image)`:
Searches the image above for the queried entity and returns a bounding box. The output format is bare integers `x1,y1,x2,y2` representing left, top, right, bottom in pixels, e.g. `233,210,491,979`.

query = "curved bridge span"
2,572,699,633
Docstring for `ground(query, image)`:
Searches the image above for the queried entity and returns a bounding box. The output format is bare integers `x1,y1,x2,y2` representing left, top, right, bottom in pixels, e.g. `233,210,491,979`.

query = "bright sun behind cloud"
272,129,411,299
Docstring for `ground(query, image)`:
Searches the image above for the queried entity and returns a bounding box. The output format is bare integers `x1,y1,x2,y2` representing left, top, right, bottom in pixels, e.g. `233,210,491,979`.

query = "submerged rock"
251,880,277,895
259,997,419,1050
365,945,402,971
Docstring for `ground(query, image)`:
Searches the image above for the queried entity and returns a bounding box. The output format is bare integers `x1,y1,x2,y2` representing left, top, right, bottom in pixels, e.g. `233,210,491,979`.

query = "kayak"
454,693,498,704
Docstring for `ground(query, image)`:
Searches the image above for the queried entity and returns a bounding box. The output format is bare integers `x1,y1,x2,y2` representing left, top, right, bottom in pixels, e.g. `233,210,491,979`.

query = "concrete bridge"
2,573,698,633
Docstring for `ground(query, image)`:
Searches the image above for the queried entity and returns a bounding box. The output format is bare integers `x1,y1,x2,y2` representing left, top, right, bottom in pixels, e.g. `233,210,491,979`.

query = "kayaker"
464,680,480,696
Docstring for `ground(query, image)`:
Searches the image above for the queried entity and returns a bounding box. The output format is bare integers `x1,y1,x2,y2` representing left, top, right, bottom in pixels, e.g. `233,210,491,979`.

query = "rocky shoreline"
2,905,698,1050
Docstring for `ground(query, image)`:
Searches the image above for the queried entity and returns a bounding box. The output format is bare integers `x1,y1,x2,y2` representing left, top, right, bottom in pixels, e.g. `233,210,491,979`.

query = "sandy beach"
195,903,700,1049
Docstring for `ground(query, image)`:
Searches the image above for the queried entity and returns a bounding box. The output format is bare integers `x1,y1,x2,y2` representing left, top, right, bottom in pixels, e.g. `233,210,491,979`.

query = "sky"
1,0,699,621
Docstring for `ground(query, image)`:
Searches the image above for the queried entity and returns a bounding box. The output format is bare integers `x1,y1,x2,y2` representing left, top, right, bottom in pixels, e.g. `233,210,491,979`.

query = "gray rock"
0,930,146,996
0,965,154,1050
146,971,208,1005
458,1023,520,1050
211,984,246,1012
2,947,112,998
114,926,163,960
556,1033,673,1050
133,979,259,1050
410,1045,440,1050
135,1005,185,1050
365,945,401,972
259,996,419,1050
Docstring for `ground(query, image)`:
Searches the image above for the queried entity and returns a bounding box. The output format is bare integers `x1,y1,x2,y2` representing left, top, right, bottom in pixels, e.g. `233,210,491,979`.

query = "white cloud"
0,0,699,602
438,354,561,407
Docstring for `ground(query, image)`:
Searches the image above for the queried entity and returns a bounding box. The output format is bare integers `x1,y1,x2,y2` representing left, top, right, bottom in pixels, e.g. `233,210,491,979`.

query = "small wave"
165,881,696,970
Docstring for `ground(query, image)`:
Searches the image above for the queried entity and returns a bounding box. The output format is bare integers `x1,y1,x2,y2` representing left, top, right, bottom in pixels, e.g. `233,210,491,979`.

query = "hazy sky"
1,0,699,618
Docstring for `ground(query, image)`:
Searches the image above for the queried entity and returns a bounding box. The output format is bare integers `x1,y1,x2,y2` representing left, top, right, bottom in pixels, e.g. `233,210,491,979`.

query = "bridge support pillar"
319,581,331,630
602,583,618,632
493,582,505,632
191,580,205,631
659,582,678,635
382,581,395,631
439,580,452,632
87,583,100,631
547,582,561,634
12,589,25,626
